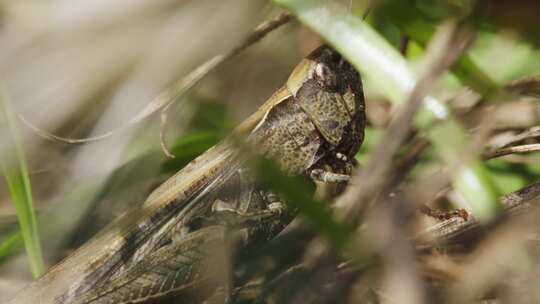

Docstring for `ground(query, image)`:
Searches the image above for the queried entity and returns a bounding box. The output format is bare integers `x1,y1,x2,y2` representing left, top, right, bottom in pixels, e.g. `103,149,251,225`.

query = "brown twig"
505,75,540,97
484,143,540,160
420,205,469,221
492,126,540,149
388,136,430,188
415,182,540,248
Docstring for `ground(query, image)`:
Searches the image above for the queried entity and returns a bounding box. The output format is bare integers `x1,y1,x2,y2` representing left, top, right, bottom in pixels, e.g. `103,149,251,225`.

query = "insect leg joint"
310,169,350,184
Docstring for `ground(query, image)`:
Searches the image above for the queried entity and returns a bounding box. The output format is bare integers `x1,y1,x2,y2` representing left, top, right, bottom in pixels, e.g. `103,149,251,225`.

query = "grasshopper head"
308,45,361,96
286,45,365,157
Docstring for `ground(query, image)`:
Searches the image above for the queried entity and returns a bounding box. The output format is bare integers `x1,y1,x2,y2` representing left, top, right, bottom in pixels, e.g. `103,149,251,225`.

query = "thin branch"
491,126,540,149
17,115,115,144
415,182,540,248
484,143,540,160
388,136,430,188
490,126,540,150
229,12,292,56
505,75,540,97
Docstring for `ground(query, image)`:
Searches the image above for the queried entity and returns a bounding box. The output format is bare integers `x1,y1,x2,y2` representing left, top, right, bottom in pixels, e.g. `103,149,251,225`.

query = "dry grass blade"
484,143,540,160
159,12,292,157
505,75,540,97
17,12,292,148
487,126,540,150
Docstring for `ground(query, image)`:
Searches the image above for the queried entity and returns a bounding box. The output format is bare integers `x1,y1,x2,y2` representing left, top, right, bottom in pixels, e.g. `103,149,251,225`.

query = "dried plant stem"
416,182,540,247
484,143,540,160
159,12,291,157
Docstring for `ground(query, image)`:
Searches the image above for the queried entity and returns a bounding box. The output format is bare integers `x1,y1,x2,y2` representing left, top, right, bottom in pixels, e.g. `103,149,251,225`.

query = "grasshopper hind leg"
207,195,286,231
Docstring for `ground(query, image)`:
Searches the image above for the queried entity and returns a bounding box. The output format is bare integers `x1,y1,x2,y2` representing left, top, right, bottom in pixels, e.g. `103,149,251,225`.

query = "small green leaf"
0,231,23,263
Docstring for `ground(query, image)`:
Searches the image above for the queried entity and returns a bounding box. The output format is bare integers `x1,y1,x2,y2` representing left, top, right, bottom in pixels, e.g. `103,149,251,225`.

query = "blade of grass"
0,231,23,263
274,0,501,221
0,89,44,277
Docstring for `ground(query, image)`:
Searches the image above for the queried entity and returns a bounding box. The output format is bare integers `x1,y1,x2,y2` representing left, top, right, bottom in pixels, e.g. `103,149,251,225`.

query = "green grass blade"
0,90,44,277
0,231,23,263
274,0,501,221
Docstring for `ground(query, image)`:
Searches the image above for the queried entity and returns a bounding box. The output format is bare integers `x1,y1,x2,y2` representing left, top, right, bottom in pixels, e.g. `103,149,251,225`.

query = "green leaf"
0,90,44,277
274,0,501,221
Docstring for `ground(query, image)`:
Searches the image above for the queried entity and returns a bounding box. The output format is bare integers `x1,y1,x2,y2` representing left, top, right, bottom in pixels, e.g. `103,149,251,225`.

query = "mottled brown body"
250,98,322,174
251,46,364,177
9,45,365,304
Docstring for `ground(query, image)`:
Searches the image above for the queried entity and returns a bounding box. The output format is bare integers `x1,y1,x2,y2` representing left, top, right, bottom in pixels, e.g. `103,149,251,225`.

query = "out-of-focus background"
2,0,540,303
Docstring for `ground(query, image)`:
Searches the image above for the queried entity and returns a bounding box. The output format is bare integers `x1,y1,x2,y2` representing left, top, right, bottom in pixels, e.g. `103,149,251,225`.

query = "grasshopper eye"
314,63,337,89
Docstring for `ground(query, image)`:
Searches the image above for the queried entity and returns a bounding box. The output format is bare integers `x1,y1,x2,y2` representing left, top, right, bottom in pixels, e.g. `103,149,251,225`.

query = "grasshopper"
8,45,365,304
